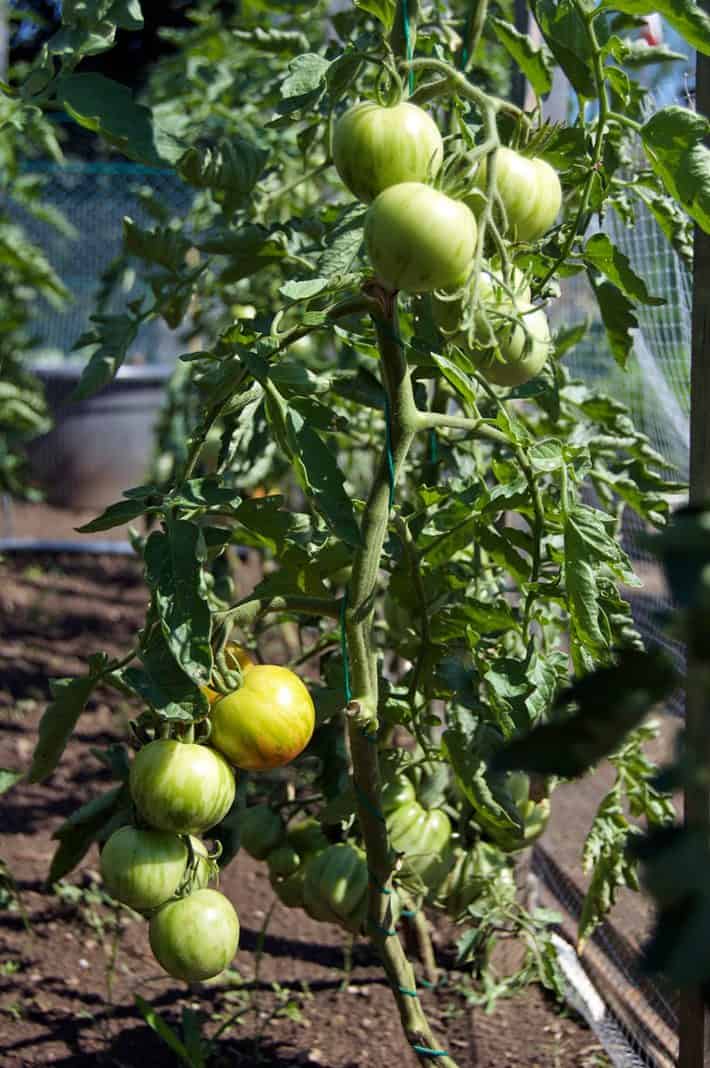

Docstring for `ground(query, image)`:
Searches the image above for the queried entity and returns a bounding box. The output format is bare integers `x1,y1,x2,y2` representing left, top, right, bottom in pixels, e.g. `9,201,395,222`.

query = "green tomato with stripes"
387,801,453,890
302,843,370,933
333,101,443,204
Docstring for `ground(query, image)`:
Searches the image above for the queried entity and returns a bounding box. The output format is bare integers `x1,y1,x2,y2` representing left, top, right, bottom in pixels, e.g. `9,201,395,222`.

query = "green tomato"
239,804,285,860
270,866,307,909
365,182,477,293
472,303,551,387
387,801,452,889
210,665,315,771
286,818,329,856
130,740,235,835
149,888,240,982
100,826,189,912
303,843,369,933
470,148,561,242
267,845,301,878
439,843,515,919
381,774,417,815
333,101,443,204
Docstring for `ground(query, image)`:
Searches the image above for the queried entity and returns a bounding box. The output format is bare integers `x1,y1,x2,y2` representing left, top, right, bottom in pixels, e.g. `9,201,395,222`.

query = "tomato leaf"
144,518,213,683
491,16,554,97
598,0,710,57
56,73,183,166
442,714,524,835
493,649,677,778
71,313,139,400
27,656,108,783
135,997,194,1067
583,234,664,306
0,769,23,795
353,0,396,30
76,492,156,533
178,139,269,211
588,276,637,369
530,0,596,99
640,107,710,234
48,784,129,884
264,384,361,546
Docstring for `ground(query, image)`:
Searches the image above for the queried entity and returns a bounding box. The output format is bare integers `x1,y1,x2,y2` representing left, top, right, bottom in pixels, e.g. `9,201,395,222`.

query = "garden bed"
0,539,607,1067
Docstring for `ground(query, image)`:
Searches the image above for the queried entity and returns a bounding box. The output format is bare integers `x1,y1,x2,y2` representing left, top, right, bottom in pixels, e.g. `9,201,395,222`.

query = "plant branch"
416,410,510,446
218,594,340,627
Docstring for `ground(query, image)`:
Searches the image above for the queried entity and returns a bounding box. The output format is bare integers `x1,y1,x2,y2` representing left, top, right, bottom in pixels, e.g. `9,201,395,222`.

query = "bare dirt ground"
0,504,620,1066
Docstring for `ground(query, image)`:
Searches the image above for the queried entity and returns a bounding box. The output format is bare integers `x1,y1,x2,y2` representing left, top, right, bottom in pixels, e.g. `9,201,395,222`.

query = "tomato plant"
14,0,707,1062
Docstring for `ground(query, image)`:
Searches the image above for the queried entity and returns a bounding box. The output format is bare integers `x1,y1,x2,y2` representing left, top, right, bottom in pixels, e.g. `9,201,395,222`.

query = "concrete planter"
27,362,173,510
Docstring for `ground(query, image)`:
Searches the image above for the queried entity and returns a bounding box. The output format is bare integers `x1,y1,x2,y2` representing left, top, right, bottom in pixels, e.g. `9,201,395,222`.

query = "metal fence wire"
11,158,692,1067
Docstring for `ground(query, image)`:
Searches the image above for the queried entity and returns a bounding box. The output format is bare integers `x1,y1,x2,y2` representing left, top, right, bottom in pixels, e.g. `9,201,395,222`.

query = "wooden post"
679,32,710,1068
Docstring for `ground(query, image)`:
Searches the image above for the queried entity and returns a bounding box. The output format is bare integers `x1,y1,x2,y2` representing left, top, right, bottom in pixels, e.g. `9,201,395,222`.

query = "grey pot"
27,362,173,510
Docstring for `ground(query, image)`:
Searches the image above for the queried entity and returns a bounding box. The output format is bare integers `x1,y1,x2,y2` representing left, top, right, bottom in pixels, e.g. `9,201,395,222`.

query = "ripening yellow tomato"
210,665,315,771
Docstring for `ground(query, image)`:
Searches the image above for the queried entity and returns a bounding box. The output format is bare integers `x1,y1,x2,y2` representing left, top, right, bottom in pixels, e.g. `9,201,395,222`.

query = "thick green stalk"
345,295,459,1068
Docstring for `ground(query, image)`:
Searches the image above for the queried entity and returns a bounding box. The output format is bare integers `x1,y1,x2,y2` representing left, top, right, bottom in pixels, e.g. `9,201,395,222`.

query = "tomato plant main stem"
345,293,459,1068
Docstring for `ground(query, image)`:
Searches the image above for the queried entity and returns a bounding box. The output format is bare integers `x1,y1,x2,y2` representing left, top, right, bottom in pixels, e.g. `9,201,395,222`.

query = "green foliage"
7,0,704,1053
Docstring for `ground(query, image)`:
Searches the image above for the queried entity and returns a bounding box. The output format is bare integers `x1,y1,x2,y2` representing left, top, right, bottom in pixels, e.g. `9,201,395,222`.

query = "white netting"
540,61,693,1065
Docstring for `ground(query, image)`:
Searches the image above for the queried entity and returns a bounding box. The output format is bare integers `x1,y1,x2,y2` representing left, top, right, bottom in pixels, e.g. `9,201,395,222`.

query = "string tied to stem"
339,589,352,703
383,392,396,510
402,0,414,95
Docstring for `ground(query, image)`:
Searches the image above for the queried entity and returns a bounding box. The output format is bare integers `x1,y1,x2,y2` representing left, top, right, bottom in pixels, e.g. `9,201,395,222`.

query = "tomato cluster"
99,647,316,982
332,99,562,387
100,737,238,982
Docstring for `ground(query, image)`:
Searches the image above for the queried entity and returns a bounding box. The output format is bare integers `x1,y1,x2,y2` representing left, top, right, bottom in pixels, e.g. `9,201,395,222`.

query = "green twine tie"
355,783,386,824
402,0,414,95
411,1044,448,1059
369,916,397,937
339,591,352,703
368,868,392,895
383,393,396,510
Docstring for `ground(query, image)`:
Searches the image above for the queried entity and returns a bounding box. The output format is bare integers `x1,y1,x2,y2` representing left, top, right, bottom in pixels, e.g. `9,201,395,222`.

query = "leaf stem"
217,594,340,627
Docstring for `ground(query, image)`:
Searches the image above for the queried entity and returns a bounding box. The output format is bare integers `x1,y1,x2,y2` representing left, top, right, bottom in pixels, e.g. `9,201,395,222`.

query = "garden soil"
0,505,620,1066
